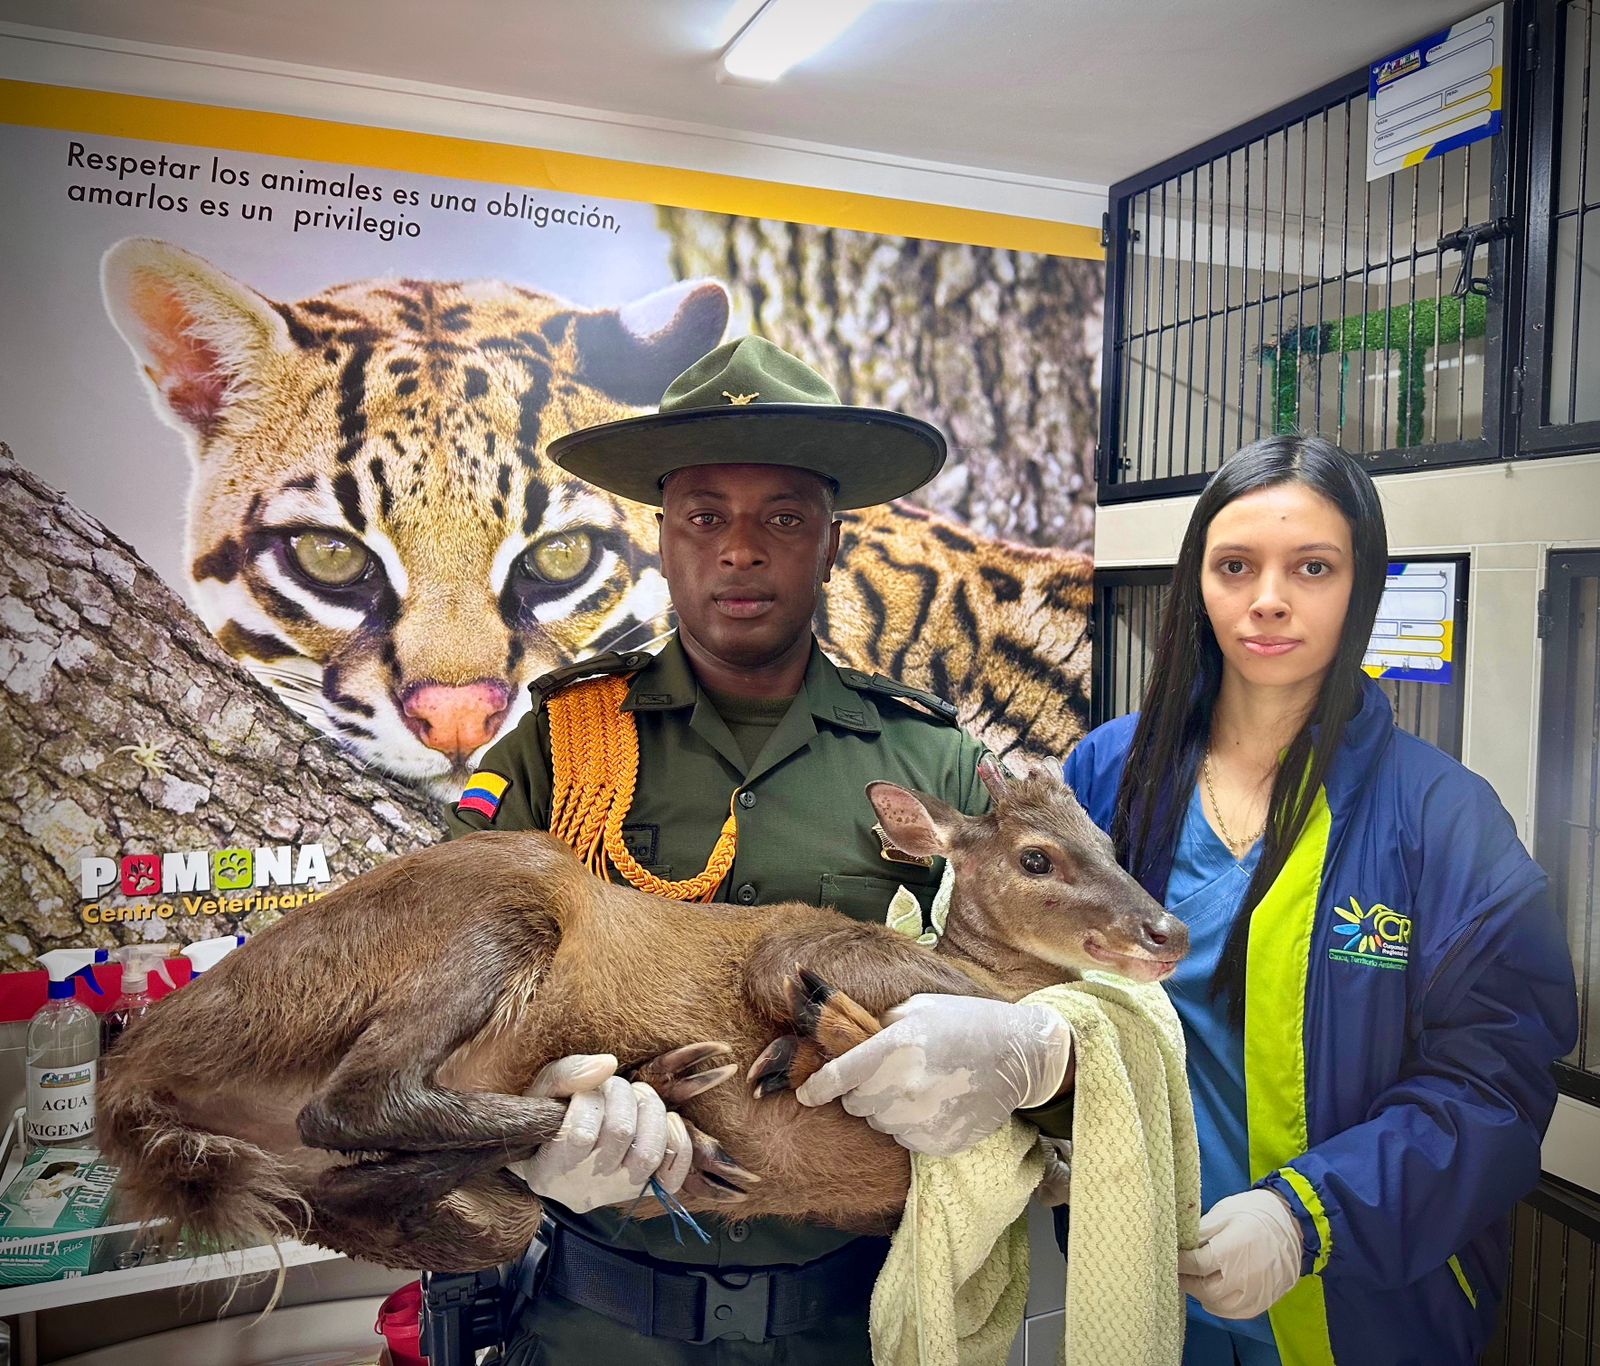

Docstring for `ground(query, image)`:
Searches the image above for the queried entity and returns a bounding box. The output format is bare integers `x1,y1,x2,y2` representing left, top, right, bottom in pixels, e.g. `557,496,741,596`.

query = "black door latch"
1437,217,1513,299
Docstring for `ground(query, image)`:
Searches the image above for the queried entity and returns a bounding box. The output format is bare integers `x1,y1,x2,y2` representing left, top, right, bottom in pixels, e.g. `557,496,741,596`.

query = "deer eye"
1019,849,1052,876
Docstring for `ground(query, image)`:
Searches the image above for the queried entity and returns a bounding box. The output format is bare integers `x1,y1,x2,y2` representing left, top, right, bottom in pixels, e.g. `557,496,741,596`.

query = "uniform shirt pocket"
820,873,930,925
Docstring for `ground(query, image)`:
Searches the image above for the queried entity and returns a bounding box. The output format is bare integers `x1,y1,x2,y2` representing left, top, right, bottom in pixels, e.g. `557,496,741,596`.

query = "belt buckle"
686,1268,772,1343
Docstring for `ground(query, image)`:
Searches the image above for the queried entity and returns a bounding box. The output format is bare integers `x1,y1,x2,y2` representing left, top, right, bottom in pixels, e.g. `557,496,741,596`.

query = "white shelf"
0,1238,345,1315
0,1108,346,1317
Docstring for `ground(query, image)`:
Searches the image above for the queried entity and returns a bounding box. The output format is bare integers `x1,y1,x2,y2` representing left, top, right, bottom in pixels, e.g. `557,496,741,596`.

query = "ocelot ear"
566,279,731,404
101,237,295,453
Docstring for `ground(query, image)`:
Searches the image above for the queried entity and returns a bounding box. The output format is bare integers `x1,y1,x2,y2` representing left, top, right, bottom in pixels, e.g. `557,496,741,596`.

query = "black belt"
538,1224,889,1344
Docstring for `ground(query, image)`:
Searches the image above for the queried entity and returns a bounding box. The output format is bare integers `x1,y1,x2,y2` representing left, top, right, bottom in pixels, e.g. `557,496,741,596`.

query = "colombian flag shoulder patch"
456,770,510,822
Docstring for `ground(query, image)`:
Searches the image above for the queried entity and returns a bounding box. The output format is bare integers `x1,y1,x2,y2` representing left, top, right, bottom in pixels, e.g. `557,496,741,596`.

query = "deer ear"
569,279,730,404
977,755,1012,804
102,237,294,451
866,782,961,859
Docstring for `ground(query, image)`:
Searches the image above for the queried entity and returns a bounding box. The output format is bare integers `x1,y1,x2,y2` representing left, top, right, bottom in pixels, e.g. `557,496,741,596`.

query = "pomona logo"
81,843,330,899
78,843,332,925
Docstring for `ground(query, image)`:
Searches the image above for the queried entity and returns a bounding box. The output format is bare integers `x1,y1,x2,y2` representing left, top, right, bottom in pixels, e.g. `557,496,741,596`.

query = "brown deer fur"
98,762,1185,1271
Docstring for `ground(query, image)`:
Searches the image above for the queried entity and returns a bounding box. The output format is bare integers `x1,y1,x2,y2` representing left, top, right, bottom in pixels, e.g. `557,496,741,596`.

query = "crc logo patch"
1330,895,1411,970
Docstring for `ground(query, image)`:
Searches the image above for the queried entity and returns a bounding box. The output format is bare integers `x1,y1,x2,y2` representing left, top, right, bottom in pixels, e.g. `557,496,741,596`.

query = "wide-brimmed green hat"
546,336,946,509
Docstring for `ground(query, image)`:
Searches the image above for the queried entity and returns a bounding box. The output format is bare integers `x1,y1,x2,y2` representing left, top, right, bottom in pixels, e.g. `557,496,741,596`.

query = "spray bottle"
101,947,179,1055
180,934,246,977
27,949,107,1148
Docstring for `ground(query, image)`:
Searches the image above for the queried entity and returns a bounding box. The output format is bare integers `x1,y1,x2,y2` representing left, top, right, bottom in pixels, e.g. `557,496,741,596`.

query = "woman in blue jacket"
1063,435,1577,1365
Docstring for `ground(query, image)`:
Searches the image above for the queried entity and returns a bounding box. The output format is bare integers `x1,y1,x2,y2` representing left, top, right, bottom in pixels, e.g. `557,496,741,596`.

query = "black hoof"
785,967,837,1039
747,1035,800,1098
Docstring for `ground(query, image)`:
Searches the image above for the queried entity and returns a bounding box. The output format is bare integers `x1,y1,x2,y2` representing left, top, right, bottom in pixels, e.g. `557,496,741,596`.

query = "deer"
98,760,1186,1271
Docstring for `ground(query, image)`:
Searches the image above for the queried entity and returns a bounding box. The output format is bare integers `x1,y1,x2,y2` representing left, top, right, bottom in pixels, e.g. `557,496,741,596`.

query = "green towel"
868,973,1200,1366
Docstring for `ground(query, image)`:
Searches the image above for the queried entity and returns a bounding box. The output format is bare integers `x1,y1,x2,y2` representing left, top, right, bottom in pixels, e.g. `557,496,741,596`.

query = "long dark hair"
1110,435,1388,1022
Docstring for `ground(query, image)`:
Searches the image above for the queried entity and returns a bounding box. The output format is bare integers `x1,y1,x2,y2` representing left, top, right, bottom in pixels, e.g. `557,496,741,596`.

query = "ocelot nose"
401,681,511,761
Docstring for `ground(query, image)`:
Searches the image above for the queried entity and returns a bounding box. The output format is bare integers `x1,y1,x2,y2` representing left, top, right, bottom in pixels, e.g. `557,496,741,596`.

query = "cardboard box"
0,1147,120,1285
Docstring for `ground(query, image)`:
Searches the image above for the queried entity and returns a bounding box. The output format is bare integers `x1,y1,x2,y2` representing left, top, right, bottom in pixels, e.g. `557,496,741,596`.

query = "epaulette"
529,651,650,700
839,669,960,725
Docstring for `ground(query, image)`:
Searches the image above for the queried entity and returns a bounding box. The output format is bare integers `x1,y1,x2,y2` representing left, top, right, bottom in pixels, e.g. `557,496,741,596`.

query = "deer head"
866,757,1187,987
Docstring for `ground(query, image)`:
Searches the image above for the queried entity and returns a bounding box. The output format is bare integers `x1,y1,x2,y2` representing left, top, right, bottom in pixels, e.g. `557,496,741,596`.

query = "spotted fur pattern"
102,239,1091,798
821,502,1092,763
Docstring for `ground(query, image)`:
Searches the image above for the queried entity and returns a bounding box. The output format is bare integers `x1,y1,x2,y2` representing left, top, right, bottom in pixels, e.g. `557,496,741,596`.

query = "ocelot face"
103,239,729,799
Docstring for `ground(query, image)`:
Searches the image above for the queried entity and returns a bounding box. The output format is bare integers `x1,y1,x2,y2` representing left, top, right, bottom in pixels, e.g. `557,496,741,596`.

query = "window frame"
1517,0,1600,456
1535,546,1600,1106
1090,567,1173,728
1099,7,1534,503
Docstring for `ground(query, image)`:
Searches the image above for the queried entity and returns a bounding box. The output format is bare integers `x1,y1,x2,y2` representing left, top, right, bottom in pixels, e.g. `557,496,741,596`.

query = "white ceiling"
0,0,1480,190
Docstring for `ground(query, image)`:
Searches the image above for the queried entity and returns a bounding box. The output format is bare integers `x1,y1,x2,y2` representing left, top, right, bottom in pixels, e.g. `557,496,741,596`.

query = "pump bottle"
102,947,178,1055
27,949,107,1148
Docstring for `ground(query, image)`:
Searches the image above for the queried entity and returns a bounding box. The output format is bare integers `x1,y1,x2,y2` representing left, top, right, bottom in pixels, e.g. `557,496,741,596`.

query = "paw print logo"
212,848,254,891
120,854,160,897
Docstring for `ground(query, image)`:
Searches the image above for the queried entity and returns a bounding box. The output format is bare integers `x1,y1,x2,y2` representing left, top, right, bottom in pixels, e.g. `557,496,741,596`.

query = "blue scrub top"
1164,785,1280,1359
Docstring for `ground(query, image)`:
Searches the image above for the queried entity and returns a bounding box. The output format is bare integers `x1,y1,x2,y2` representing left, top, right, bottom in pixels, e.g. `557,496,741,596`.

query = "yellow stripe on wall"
0,79,1102,259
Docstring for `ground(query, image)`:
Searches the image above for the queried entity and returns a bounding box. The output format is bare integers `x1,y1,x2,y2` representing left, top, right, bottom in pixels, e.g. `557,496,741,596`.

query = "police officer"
445,337,1076,1365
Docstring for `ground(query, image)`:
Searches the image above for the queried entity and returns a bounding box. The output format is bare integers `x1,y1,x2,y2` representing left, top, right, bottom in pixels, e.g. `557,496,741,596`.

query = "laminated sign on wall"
1367,4,1504,180
1363,560,1459,685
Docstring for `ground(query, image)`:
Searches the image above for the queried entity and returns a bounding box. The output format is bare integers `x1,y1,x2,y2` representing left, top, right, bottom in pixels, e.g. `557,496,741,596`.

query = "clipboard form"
1362,560,1460,686
1367,5,1504,181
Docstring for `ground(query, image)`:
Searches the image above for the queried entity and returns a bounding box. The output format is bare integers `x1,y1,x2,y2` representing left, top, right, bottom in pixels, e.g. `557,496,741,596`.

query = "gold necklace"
1203,754,1266,857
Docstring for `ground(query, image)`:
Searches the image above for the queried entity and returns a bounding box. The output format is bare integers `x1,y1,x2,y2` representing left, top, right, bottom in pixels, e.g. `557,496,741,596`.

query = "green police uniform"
445,631,991,1364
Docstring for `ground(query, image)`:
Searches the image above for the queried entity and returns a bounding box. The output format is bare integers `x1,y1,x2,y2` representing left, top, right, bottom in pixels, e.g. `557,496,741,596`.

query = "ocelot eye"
290,531,370,587
522,531,594,584
1019,849,1052,876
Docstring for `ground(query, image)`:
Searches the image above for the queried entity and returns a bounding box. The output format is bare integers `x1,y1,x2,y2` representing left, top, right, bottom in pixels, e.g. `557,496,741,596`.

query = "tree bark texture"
659,209,1104,554
0,444,446,971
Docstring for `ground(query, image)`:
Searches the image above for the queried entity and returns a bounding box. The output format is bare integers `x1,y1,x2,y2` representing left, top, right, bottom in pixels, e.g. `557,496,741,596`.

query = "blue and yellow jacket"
1063,679,1578,1365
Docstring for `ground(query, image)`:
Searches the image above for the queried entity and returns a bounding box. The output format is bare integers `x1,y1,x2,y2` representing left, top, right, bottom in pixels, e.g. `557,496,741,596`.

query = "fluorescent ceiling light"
720,0,879,84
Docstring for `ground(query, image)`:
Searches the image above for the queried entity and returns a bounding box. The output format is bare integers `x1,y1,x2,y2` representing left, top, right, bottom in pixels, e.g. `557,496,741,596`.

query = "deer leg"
298,1001,568,1157
624,1044,758,1199
747,972,883,1095
745,920,990,1022
743,922,991,1096
309,1150,543,1271
624,1041,740,1103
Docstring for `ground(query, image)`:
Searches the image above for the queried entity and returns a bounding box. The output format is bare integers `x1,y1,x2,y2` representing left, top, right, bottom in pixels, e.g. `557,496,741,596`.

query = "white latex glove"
1034,1138,1073,1207
509,1054,691,1214
1176,1189,1304,1319
794,994,1072,1157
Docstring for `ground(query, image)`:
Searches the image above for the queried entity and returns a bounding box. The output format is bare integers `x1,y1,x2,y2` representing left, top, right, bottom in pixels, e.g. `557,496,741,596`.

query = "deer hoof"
626,1042,738,1104
785,967,835,1038
681,1119,760,1200
747,1035,800,1097
784,969,882,1056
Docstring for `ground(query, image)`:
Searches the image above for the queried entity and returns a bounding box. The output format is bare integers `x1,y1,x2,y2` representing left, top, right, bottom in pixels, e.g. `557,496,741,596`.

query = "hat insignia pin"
722,391,759,405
